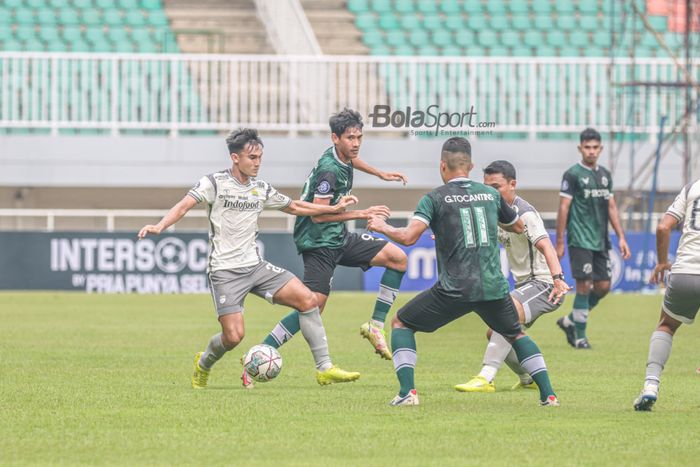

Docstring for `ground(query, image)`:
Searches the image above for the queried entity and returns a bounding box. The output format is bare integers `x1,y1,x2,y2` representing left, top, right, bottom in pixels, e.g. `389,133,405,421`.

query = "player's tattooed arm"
352,157,408,186
309,196,390,223
608,196,631,260
138,195,198,238
555,196,572,259
650,213,679,284
367,217,427,246
284,195,359,217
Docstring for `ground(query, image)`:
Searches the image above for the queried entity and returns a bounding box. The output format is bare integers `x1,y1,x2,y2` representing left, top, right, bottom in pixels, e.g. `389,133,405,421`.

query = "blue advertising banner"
363,231,682,293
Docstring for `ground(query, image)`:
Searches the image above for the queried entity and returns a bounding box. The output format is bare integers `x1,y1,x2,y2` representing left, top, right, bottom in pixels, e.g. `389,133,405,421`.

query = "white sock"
370,319,384,329
478,365,498,382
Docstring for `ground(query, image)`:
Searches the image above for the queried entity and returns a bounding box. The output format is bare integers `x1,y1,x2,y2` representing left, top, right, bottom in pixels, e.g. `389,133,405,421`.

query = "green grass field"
1,291,699,466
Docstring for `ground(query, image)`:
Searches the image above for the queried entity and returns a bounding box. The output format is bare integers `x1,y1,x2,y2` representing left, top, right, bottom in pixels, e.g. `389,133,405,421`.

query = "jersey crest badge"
601,176,608,187
581,177,589,185
318,180,331,194
561,180,569,191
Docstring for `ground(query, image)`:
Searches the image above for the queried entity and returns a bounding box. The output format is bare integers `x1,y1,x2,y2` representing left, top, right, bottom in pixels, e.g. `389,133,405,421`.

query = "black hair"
226,128,263,154
441,137,471,157
580,127,601,143
483,160,517,181
329,108,363,137
441,137,472,170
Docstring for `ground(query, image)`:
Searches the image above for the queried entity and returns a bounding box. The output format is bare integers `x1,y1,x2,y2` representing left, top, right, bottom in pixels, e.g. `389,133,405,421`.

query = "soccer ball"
243,344,283,382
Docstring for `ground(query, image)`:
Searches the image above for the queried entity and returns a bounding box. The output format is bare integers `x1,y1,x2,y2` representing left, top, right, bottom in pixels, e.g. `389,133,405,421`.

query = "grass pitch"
1,291,699,466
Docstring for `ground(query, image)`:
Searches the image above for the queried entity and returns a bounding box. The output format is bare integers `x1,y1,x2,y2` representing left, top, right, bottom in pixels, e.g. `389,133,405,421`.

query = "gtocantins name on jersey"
444,193,495,203
582,188,611,199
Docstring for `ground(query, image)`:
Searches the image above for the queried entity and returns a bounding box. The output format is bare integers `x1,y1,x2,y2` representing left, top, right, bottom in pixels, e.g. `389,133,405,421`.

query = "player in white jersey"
454,161,569,393
634,180,700,411
138,128,362,388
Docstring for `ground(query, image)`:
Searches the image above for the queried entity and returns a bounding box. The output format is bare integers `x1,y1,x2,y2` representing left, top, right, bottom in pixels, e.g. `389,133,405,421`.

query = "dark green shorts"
396,286,523,338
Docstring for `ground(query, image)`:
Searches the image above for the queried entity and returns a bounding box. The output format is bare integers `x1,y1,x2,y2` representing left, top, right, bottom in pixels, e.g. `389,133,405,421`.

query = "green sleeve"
413,194,435,225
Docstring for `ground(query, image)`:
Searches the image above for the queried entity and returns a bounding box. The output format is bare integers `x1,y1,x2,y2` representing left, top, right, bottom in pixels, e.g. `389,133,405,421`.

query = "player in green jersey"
368,137,559,407
244,109,409,388
555,128,631,349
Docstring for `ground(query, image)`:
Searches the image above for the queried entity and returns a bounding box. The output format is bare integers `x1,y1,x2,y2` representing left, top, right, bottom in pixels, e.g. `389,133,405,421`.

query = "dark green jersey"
293,147,354,253
560,162,613,251
414,177,518,301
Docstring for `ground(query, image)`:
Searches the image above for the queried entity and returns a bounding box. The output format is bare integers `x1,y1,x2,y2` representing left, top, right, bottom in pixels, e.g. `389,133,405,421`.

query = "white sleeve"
263,182,292,210
522,211,549,245
666,187,688,222
188,176,215,205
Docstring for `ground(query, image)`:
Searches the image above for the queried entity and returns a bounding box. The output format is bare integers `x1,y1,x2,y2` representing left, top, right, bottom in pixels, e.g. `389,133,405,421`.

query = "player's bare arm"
555,196,572,259
534,236,571,303
138,194,198,238
310,195,390,224
367,217,427,246
608,196,631,260
500,217,525,234
282,195,358,217
650,213,678,284
352,157,408,185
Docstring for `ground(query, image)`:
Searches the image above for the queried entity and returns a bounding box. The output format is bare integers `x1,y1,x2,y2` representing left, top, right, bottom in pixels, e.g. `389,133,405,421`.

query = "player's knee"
594,283,610,297
299,290,318,311
391,314,406,329
394,250,408,272
222,327,245,347
485,328,493,340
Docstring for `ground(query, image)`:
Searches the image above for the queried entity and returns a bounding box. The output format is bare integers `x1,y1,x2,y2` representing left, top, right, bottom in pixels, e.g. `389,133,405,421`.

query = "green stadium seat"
146,10,167,27
477,30,497,47
418,44,438,56
27,0,45,8
137,40,158,53
511,46,532,56
46,40,68,51
62,25,83,41
511,16,531,30
555,1,575,14
441,45,462,56
532,0,551,14
85,26,106,42
557,16,576,30
378,12,399,29
104,9,123,26
39,28,60,42
69,38,90,51
538,45,557,56
569,31,589,47
82,8,101,25
423,13,442,30
126,10,145,26
641,33,659,48
501,30,519,47
440,0,460,14
508,1,528,14
0,8,10,23
394,0,414,14
112,39,134,52
466,14,486,30
583,46,605,57
464,45,485,56
578,1,598,14
409,29,428,46
118,0,138,8
59,8,80,24
524,30,545,47
347,0,369,14
369,44,390,55
370,0,391,13
393,44,415,55
2,40,23,51
362,30,384,47
108,27,128,42
444,15,464,30
601,0,615,13
5,0,23,8
462,0,482,14
647,16,667,32
432,30,452,47
15,8,35,24
399,13,419,30
16,26,37,41
489,16,509,31
489,46,508,56
73,0,92,7
486,0,506,15
534,16,553,30
546,30,566,47
558,46,579,56
416,0,437,14
24,38,46,50
386,30,405,47
0,27,13,41
96,0,116,8
37,9,58,24
140,0,161,9
131,27,151,43
579,16,599,31
454,29,473,47
355,12,376,29
592,33,610,48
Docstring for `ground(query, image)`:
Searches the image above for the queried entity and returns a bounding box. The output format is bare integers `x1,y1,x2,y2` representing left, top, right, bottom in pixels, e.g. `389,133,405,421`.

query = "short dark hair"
329,108,363,137
441,137,472,170
226,128,263,154
580,127,601,143
483,160,517,181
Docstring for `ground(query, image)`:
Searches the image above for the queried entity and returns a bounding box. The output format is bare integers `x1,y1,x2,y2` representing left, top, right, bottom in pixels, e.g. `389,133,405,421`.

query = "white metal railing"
0,208,666,233
0,53,696,136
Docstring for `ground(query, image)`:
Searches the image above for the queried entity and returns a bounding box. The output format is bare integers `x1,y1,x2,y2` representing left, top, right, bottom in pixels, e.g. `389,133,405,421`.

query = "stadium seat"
557,16,576,30
579,1,598,14
39,28,60,42
432,30,452,47
378,12,399,29
440,0,460,14
386,30,405,47
501,30,520,47
417,44,438,56
37,10,58,25
489,16,509,31
524,30,543,47
477,30,497,47
73,0,92,7
370,0,391,14
15,8,35,24
409,29,429,47
140,0,161,9
423,14,442,30
82,8,102,25
104,9,123,26
464,45,485,56
59,8,81,25
146,10,168,27
347,0,369,14
16,26,37,42
355,12,377,29
462,0,482,14
580,16,599,32
96,0,117,8
441,45,462,56
509,1,528,15
454,30,474,47
394,0,414,14
444,16,464,31
62,25,83,42
108,27,129,43
362,30,383,47
5,0,23,8
569,31,589,47
486,0,506,15
0,8,10,24
511,46,532,57
393,44,415,55
27,0,45,8
554,1,575,14
532,0,551,14
399,13,419,30
118,0,138,8
369,44,390,55
416,0,437,14
466,14,486,30
534,16,554,30
512,16,531,31
46,40,68,51
546,30,566,47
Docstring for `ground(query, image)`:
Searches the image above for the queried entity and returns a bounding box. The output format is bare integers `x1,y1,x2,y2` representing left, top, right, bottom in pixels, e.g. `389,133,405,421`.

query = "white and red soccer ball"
243,344,283,382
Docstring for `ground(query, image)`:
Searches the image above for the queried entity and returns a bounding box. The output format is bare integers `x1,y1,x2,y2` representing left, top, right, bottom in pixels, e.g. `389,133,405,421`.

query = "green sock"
511,336,555,402
571,293,590,341
588,292,601,310
391,327,417,397
371,268,405,324
262,311,300,348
